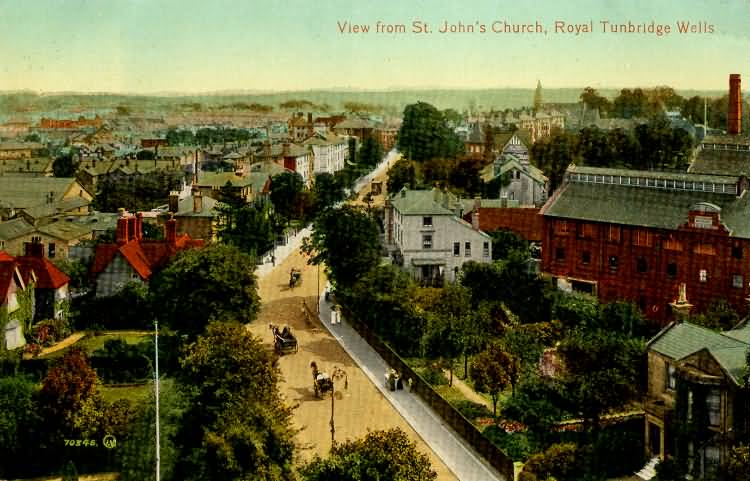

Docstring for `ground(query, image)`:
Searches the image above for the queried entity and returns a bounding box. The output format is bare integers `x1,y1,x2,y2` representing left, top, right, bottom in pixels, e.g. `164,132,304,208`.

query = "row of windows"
420,235,490,257
554,248,744,287
554,222,745,258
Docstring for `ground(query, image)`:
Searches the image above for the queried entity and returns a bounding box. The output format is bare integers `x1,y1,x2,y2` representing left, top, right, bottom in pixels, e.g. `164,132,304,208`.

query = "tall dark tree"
312,172,345,213
53,154,76,177
302,205,381,287
386,158,417,194
150,244,261,339
530,131,578,194
216,202,275,256
580,87,611,114
0,375,41,478
269,171,305,222
358,136,384,168
397,102,464,162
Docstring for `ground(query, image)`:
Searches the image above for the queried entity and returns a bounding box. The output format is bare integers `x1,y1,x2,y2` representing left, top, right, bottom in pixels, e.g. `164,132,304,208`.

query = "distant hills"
0,87,726,118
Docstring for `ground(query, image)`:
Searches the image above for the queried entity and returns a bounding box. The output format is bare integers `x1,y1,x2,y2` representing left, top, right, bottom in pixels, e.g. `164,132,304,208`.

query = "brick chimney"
472,196,481,230
729,74,742,135
165,214,177,245
116,208,129,245
193,190,203,213
135,212,143,240
127,215,136,241
23,239,44,258
168,191,179,213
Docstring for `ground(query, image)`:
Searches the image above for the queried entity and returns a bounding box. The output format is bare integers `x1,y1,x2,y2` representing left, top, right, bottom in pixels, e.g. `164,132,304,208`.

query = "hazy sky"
0,0,748,93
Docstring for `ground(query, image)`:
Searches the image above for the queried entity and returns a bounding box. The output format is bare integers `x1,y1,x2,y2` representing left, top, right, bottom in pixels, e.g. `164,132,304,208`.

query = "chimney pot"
168,191,179,213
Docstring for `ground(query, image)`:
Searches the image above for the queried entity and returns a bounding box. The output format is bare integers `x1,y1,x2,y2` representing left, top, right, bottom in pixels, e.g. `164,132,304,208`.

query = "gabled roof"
689,148,750,177
648,321,750,386
497,157,548,184
14,255,69,289
91,236,204,280
0,259,22,303
37,221,93,241
0,176,87,209
176,194,220,217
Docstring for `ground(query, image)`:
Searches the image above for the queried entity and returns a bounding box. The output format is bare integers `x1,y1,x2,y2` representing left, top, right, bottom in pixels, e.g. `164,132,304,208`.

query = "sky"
0,0,749,93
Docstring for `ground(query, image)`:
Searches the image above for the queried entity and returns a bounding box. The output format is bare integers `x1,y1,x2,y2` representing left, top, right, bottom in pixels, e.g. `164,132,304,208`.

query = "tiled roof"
14,256,69,289
176,194,220,217
0,157,53,174
463,207,543,242
197,172,254,188
91,235,204,280
0,141,44,150
0,259,19,302
688,148,750,177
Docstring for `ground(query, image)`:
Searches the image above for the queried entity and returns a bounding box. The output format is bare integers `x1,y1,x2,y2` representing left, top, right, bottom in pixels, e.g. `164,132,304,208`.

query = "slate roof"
648,321,750,386
389,188,458,216
176,194,220,217
0,157,53,174
0,177,84,209
37,221,93,241
22,197,91,220
0,218,35,241
497,157,548,184
302,133,347,146
688,148,750,177
197,172,255,188
541,167,750,238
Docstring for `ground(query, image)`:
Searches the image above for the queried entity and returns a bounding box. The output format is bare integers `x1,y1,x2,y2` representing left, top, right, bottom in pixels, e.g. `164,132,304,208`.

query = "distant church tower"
533,80,543,113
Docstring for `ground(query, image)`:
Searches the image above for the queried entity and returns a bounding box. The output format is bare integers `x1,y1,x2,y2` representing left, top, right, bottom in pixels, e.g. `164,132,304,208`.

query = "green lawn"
100,382,154,404
42,332,151,359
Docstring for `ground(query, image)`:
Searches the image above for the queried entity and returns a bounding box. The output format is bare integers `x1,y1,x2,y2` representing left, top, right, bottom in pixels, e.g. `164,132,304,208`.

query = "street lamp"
329,367,348,447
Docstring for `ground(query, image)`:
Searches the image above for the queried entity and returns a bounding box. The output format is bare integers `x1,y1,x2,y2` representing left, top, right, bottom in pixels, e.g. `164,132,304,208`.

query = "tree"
358,136,384,168
470,345,514,416
580,87,611,114
38,349,99,436
386,158,417,194
60,460,79,481
150,244,261,339
488,229,529,260
53,154,76,177
530,130,578,194
689,298,739,332
216,202,275,256
727,443,750,481
397,102,464,162
0,375,41,477
519,443,581,481
312,172,345,213
302,205,381,287
300,428,437,481
533,80,543,112
172,323,297,481
557,329,645,431
269,171,305,222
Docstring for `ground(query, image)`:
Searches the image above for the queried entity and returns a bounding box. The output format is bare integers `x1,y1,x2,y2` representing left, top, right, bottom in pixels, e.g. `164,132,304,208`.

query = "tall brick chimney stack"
729,74,742,135
165,214,177,245
116,208,129,245
135,212,143,240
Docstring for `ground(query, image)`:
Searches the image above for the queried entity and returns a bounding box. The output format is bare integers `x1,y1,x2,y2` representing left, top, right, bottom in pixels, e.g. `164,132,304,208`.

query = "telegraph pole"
155,321,161,481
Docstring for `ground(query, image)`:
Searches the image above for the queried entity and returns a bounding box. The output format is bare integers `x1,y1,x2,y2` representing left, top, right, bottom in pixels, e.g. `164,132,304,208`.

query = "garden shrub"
519,442,581,481
90,339,152,384
420,366,448,386
451,400,493,421
483,425,535,461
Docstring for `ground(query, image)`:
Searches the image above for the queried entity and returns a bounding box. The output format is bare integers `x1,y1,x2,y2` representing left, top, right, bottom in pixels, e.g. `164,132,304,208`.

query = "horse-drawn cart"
270,324,298,354
289,268,302,288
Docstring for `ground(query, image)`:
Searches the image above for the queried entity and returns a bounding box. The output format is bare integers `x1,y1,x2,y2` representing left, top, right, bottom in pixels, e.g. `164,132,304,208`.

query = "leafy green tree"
93,170,185,212
530,130,578,194
519,443,581,481
577,126,614,167
312,172,345,213
470,345,513,416
302,205,381,288
726,443,750,481
557,329,645,431
150,244,261,339
136,149,156,160
300,428,437,481
689,298,739,332
60,460,79,481
386,158,417,194
489,229,529,260
358,136,384,168
173,322,297,481
53,154,76,177
501,374,567,441
397,102,464,162
269,171,305,222
119,379,187,481
611,88,653,118
0,375,41,477
216,202,275,256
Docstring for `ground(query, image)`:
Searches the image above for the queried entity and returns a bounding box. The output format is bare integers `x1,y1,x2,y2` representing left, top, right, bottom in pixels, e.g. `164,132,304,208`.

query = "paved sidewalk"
255,226,312,279
317,295,505,481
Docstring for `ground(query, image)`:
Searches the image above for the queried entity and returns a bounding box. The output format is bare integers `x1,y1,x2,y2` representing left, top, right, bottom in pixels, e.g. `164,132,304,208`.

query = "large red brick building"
540,165,750,324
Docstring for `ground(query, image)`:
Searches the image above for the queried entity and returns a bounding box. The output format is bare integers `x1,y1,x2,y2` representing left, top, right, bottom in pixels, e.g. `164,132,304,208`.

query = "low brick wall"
342,308,514,480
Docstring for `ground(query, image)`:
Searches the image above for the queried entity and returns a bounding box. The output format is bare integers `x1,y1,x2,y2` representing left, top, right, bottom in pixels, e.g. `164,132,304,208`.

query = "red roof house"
91,211,204,297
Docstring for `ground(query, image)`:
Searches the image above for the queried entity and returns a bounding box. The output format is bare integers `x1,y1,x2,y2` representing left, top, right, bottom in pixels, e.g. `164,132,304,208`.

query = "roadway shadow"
302,337,355,367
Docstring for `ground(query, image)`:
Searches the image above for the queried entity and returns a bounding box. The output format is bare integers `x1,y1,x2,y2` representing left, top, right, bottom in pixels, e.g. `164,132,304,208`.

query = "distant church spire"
533,80,543,113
